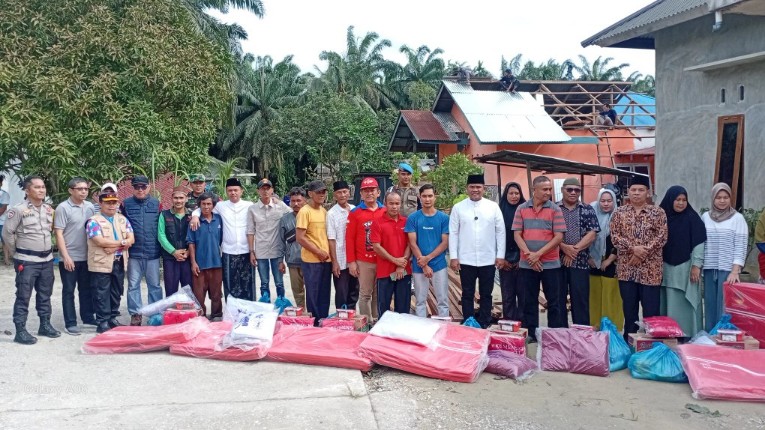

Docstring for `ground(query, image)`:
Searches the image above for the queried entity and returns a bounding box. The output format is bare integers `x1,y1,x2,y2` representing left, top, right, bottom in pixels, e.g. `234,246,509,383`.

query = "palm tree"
627,71,656,96
501,55,574,80
573,55,630,81
218,55,306,176
181,0,264,57
386,44,445,108
398,45,445,89
314,26,396,111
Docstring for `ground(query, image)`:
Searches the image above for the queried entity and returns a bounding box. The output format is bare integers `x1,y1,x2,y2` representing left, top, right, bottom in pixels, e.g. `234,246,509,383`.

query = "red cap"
360,177,379,189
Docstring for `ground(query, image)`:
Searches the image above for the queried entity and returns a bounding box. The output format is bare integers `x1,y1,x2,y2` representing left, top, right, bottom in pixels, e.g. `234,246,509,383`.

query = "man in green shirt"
158,186,192,295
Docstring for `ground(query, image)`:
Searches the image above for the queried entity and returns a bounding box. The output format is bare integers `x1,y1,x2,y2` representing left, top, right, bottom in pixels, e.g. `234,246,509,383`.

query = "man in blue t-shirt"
405,184,450,318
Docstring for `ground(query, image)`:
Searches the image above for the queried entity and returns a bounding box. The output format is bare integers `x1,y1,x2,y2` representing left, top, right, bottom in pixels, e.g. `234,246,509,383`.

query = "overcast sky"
208,0,656,78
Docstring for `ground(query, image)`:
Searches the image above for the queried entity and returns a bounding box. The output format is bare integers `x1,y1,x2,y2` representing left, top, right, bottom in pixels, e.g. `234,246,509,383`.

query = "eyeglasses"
564,188,581,194
133,185,148,190
70,187,89,191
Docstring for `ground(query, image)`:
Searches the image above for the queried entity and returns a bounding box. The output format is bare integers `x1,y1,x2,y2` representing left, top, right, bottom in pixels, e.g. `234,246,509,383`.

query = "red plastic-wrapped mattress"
724,282,765,345
358,323,490,383
536,328,610,377
678,344,765,401
169,321,270,361
82,317,209,354
267,326,373,371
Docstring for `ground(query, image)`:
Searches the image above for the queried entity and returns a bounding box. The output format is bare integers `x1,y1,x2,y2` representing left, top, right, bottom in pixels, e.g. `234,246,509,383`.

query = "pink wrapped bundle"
537,328,610,377
725,282,765,345
82,317,208,354
359,323,490,383
640,316,684,338
267,326,373,371
678,344,765,402
169,321,268,361
486,350,539,380
488,331,526,355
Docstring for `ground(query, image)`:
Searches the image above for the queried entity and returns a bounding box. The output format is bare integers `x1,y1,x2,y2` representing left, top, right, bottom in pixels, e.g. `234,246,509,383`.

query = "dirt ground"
1,263,764,429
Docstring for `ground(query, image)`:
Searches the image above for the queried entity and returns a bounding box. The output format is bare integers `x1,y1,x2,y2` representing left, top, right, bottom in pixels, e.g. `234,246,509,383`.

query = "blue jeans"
127,258,162,315
256,258,285,299
703,269,729,331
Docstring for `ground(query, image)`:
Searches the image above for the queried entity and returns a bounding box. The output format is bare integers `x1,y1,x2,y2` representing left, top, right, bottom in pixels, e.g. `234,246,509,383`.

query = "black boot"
107,318,123,328
14,323,38,345
96,322,111,334
38,316,61,338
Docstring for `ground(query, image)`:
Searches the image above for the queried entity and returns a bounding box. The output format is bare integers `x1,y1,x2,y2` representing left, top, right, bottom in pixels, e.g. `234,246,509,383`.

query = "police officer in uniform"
186,174,218,211
2,175,60,345
387,163,421,217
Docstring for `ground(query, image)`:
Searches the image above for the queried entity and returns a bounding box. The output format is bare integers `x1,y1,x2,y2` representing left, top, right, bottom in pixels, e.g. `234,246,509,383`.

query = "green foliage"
0,0,233,202
425,153,483,210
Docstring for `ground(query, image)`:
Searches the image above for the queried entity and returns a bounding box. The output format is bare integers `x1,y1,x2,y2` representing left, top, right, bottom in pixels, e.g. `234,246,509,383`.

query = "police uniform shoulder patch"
7,209,14,219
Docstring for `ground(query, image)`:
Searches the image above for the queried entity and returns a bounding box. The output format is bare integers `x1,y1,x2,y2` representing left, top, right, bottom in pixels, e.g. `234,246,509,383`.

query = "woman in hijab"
588,188,622,330
700,183,748,331
499,182,526,320
659,186,706,336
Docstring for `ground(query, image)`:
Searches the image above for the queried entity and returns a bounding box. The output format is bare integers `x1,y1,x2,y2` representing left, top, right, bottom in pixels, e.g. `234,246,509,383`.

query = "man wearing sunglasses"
122,175,162,326
557,178,600,327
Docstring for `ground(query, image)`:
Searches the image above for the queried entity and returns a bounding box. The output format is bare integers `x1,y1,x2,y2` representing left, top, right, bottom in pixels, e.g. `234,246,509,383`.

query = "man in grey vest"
3,175,60,344
122,175,162,326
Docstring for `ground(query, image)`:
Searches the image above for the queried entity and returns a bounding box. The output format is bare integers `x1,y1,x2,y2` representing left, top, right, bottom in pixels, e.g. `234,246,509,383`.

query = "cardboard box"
336,309,356,319
498,319,521,332
174,301,196,310
628,333,678,352
488,330,526,355
283,307,303,317
278,315,315,327
320,315,368,331
713,335,760,350
717,329,744,342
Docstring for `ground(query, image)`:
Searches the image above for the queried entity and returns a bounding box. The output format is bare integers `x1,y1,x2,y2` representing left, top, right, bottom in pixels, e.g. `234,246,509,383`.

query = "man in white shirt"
326,180,357,310
191,178,255,301
247,178,291,302
449,174,506,328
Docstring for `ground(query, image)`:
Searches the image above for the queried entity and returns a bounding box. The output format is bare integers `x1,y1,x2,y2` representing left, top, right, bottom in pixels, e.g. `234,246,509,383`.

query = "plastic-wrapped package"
278,315,315,327
689,330,716,346
360,323,490,383
320,316,368,332
82,317,208,354
627,342,687,383
485,351,539,380
709,314,739,335
368,311,441,346
222,296,279,350
488,331,526,355
169,321,270,361
162,309,200,325
600,317,632,371
677,344,765,401
267,326,373,371
138,285,201,316
638,316,684,338
724,282,765,345
536,328,610,377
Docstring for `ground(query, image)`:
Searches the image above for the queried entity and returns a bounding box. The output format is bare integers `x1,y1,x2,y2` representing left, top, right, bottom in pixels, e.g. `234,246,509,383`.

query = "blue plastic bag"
273,296,293,314
147,313,164,326
601,316,631,371
627,342,688,383
463,317,481,328
709,314,739,335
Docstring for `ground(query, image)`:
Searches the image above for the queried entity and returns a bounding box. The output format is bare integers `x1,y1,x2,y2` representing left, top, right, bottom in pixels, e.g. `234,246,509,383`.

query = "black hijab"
499,182,526,260
659,185,707,266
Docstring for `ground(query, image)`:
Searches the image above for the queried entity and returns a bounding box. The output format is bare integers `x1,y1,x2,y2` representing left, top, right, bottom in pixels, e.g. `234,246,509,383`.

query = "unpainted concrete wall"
654,13,765,209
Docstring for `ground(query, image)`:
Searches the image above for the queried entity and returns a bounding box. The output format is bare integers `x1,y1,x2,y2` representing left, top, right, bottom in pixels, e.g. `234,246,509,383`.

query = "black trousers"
561,267,591,326
333,268,359,310
59,261,94,327
499,266,523,321
619,280,660,336
460,264,496,327
91,261,126,324
13,260,54,325
377,275,412,317
521,268,565,336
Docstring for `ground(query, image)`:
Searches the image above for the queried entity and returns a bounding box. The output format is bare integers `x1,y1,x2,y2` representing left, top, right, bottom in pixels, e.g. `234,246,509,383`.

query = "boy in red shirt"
371,193,411,317
346,177,385,322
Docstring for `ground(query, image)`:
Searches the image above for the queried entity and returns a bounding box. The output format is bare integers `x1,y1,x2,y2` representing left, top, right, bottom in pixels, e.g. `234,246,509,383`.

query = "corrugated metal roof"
399,110,460,142
475,150,651,177
581,0,708,48
441,80,571,144
617,146,655,156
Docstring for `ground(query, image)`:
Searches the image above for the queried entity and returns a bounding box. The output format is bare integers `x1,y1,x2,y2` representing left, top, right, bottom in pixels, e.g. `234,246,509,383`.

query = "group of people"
3,164,752,346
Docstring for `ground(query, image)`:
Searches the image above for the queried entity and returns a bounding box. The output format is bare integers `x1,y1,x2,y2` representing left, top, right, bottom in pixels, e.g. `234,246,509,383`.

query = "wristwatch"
120,239,127,246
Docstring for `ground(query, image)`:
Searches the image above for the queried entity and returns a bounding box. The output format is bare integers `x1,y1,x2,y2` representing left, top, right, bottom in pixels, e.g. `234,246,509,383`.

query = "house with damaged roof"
389,78,655,203
583,0,765,209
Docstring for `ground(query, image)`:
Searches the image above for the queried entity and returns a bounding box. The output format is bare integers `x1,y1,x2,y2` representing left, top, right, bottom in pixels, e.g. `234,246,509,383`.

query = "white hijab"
589,188,618,263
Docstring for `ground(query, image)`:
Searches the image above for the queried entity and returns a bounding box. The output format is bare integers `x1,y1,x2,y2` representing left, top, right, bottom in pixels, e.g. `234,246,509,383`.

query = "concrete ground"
1,264,764,429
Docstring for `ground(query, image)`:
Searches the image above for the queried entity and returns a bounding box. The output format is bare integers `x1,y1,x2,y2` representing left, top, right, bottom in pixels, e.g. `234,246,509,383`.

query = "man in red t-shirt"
346,177,385,322
371,193,411,317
